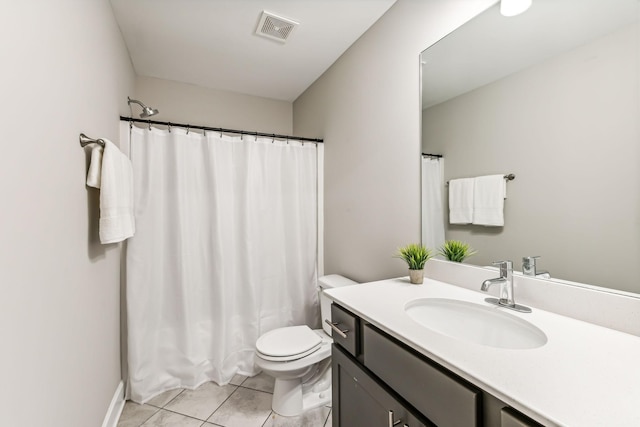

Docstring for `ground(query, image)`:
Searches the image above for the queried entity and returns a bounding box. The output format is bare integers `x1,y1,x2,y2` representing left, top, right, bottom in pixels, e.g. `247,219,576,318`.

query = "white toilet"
254,274,358,416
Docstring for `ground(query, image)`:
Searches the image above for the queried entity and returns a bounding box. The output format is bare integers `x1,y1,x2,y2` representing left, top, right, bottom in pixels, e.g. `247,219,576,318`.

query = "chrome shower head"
139,106,159,118
127,97,159,118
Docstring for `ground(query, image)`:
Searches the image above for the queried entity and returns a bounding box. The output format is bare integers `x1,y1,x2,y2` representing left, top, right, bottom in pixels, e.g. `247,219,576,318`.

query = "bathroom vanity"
326,272,640,426
331,303,540,427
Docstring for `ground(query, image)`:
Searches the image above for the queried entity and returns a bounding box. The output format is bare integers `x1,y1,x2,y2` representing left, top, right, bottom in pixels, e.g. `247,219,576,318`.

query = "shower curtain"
421,156,445,251
125,126,319,403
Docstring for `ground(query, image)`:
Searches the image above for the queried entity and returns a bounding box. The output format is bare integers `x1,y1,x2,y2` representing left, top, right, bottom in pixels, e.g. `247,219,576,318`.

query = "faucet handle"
492,260,513,268
492,260,512,276
522,256,540,274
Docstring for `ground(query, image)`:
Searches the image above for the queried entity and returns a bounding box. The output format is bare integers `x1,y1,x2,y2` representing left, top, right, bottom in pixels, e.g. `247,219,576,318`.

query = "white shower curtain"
421,156,445,251
125,126,318,403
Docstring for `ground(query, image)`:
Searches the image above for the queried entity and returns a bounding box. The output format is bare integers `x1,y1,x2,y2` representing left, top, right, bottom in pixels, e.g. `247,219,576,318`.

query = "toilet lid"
256,325,322,359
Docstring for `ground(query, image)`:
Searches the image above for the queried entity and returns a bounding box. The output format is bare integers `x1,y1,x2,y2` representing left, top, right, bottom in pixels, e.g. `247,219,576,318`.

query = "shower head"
139,106,159,118
127,97,159,118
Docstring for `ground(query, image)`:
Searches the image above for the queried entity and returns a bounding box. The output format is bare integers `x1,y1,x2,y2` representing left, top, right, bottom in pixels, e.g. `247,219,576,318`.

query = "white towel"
448,178,474,224
473,174,506,226
99,139,135,244
86,145,103,188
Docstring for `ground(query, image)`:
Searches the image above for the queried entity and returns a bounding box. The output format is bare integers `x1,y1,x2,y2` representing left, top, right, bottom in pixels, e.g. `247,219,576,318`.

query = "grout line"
260,411,275,427
161,389,185,409
323,408,332,427
121,403,160,427
204,384,242,422
235,376,248,387
237,382,275,395
150,407,215,424
134,403,162,425
160,384,240,423
146,389,185,410
207,386,273,427
130,382,276,427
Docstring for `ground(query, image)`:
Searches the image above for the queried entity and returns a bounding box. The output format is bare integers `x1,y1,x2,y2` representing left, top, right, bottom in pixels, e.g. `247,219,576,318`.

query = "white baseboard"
102,380,125,427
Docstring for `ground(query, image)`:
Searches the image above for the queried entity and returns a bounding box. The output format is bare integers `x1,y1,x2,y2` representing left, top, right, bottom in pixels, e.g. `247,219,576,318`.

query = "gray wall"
134,76,293,134
0,1,135,426
422,24,640,293
293,0,495,282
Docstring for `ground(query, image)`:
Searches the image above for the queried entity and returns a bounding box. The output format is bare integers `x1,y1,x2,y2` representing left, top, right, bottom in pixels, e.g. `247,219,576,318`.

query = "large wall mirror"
421,0,640,295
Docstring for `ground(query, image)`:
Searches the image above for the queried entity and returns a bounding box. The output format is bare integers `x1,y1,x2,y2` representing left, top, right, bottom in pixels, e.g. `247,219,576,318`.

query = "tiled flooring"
117,373,332,427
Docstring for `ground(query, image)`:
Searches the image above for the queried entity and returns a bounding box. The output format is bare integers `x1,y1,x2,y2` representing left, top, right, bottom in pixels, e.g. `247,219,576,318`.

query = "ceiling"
109,0,397,102
421,0,639,109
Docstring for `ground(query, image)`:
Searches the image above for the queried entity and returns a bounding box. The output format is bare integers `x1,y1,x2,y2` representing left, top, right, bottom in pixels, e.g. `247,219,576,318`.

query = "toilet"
254,274,358,417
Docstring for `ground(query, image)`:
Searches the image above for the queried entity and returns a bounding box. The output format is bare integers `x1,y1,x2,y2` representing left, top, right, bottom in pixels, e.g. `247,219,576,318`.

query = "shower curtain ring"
203,128,206,136
129,119,133,129
272,134,275,143
186,125,190,135
148,120,151,131
168,122,172,133
255,132,258,141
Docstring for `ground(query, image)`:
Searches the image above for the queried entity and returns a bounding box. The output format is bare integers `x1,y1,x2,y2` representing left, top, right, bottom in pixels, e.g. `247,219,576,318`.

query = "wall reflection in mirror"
420,0,640,294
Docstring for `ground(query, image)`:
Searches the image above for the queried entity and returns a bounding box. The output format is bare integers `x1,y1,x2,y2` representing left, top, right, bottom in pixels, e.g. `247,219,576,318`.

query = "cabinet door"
332,344,431,427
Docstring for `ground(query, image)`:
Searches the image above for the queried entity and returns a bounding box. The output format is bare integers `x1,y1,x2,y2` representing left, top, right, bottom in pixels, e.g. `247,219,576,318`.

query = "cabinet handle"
325,319,349,338
388,410,402,426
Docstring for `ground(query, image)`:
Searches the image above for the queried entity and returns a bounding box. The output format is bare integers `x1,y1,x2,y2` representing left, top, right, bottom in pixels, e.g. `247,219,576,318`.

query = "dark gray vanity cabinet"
333,344,431,427
330,303,545,427
330,303,430,426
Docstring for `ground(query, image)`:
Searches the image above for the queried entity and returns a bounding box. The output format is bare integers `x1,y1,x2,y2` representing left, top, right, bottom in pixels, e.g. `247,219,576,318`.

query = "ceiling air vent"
256,11,299,43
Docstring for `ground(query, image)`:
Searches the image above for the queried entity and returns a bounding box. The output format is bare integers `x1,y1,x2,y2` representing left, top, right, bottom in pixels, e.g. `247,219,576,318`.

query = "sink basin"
404,298,547,349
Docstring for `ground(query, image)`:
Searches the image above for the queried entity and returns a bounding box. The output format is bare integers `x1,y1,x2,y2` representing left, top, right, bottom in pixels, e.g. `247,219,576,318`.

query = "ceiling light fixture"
500,0,532,17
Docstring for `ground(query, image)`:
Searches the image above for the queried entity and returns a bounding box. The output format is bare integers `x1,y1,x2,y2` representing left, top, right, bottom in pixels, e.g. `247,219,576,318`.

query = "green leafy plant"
438,240,477,263
395,243,433,270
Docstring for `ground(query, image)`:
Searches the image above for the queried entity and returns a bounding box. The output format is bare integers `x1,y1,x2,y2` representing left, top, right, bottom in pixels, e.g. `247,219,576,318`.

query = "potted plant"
395,243,433,284
438,240,477,263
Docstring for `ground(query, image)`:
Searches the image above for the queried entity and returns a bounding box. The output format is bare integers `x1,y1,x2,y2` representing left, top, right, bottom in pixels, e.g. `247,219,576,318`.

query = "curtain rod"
120,116,323,143
422,152,443,158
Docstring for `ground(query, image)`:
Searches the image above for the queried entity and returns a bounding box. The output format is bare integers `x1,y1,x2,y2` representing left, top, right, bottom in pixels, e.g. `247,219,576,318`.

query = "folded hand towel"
473,174,506,226
86,145,103,188
448,178,475,224
99,139,135,244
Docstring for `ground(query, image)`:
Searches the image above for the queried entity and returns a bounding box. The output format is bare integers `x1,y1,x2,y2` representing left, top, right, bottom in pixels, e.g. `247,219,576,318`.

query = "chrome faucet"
522,256,550,279
481,260,531,313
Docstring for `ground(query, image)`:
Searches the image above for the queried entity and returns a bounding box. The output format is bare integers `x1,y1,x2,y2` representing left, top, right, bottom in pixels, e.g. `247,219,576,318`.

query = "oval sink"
404,298,547,349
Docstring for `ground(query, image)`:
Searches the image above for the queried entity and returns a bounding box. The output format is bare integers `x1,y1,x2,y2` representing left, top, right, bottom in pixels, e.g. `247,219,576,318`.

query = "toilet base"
271,366,332,417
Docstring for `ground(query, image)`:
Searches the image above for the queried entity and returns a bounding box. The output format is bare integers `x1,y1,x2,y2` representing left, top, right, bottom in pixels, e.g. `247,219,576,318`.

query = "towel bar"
446,174,515,186
79,133,105,148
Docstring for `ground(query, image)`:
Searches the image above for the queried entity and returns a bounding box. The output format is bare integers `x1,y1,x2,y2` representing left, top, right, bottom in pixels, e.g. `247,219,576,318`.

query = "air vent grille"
256,11,299,43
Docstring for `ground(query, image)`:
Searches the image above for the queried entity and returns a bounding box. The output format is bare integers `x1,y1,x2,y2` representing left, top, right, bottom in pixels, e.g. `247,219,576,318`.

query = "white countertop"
325,277,640,427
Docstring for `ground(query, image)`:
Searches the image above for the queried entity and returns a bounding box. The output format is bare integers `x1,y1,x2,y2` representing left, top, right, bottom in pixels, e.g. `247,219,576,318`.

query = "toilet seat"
256,325,323,362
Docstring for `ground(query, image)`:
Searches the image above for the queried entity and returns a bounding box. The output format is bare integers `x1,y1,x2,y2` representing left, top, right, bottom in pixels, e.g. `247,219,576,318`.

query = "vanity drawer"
501,407,544,427
363,324,480,427
329,304,359,357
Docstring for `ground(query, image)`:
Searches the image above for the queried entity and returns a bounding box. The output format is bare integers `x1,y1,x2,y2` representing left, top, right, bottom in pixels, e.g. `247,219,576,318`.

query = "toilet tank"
318,274,358,336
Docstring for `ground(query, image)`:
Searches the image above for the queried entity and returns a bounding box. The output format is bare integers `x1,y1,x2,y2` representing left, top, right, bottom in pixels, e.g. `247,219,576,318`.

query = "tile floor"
117,373,332,427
